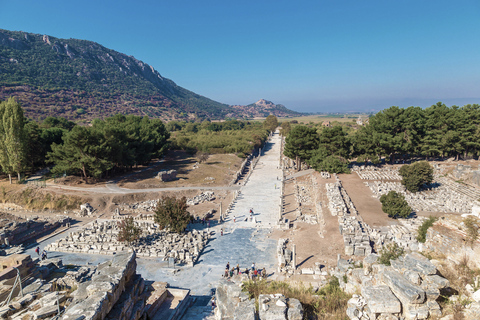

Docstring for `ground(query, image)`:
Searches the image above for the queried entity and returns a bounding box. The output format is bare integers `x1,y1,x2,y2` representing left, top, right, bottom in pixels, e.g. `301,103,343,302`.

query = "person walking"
41,250,47,260
221,228,223,236
233,216,236,223
35,246,40,256
211,297,216,310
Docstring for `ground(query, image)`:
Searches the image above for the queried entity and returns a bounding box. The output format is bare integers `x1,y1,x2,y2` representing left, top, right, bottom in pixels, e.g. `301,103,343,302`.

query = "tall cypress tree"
0,98,27,183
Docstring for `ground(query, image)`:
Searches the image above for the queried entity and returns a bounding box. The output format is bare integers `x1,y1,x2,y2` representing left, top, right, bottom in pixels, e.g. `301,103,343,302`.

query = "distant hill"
231,99,302,118
0,29,233,121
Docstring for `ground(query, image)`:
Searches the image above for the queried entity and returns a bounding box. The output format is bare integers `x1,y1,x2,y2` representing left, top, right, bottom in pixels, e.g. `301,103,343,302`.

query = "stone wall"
0,216,68,245
62,252,143,320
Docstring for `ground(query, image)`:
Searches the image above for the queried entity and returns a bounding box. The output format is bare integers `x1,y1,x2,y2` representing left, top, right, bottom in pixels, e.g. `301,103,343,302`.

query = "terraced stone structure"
45,219,210,266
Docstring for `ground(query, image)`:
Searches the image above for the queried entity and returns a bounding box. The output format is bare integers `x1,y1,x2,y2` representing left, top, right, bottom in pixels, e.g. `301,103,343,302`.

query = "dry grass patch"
0,181,82,211
119,152,243,188
242,277,350,320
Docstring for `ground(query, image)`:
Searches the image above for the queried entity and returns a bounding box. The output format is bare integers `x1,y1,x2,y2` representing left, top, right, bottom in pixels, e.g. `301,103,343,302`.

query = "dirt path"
45,183,241,194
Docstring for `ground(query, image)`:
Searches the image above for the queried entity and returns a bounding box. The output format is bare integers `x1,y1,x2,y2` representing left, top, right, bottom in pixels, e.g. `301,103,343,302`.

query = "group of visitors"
35,246,47,260
223,261,267,280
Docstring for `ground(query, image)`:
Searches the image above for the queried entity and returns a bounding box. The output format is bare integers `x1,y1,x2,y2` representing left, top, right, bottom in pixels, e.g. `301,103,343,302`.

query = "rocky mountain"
0,29,233,121
231,99,302,118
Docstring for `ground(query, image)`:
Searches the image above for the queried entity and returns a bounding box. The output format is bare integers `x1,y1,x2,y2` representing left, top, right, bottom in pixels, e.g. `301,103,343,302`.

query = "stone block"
287,298,303,320
403,270,421,285
258,294,287,320
381,268,425,305
301,268,314,275
354,247,365,256
403,252,437,275
473,289,480,302
34,305,59,319
361,285,401,314
424,274,449,289
345,245,354,256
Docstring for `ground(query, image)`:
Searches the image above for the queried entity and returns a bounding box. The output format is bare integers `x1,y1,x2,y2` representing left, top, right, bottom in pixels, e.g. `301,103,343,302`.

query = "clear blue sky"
1,0,479,113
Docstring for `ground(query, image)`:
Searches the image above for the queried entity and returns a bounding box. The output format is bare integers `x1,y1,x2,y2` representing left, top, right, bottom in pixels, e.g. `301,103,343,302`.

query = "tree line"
0,97,274,183
283,102,480,173
0,97,170,182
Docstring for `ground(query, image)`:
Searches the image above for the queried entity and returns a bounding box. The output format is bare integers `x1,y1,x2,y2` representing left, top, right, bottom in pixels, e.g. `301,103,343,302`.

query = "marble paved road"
28,132,284,319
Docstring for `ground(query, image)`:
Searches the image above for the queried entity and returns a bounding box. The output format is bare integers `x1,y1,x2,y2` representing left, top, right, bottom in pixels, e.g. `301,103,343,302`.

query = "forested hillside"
0,29,232,121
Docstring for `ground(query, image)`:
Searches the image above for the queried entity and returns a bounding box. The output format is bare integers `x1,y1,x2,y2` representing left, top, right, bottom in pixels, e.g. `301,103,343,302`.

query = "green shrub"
399,161,433,192
380,191,412,218
417,216,437,243
378,243,404,266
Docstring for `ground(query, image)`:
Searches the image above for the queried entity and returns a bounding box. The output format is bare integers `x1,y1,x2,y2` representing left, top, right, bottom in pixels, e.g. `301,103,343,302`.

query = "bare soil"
119,151,243,189
271,171,347,269
338,172,397,228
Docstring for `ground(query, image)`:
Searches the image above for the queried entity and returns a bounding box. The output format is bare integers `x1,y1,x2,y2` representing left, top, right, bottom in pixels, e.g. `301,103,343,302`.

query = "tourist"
224,268,229,278
226,262,230,270
261,268,266,279
41,250,47,260
35,246,40,256
233,216,236,223
230,268,234,278
236,264,240,275
211,297,216,310
245,268,250,279
221,228,223,236
251,262,255,271
253,268,258,280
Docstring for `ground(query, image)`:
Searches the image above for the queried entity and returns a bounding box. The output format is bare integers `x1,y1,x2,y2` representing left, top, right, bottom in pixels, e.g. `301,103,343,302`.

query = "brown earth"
338,172,397,228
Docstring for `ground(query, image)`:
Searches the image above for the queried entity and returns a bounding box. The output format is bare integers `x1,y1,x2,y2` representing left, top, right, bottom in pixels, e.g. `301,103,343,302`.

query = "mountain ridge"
0,29,301,121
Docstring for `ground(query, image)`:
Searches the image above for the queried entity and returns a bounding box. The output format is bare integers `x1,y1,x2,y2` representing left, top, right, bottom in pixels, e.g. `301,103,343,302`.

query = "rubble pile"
215,278,303,320
156,169,177,181
277,239,295,274
326,182,372,256
117,199,158,213
339,215,372,256
187,191,216,206
45,219,210,266
335,253,450,320
352,165,402,180
366,179,480,214
326,182,357,216
369,217,426,252
0,215,69,246
320,171,331,179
